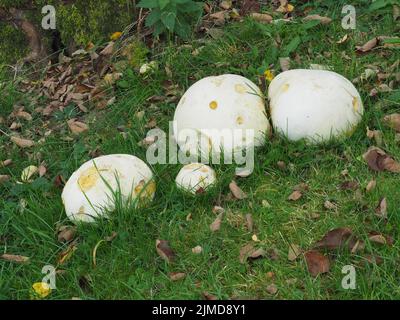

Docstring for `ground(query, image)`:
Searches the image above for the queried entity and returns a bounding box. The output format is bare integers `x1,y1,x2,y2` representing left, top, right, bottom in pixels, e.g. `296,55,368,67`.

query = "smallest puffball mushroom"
176,163,216,194
62,154,155,223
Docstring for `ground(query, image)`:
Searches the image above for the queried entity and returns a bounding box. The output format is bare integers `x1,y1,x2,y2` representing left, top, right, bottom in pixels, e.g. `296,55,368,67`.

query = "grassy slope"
1,1,400,299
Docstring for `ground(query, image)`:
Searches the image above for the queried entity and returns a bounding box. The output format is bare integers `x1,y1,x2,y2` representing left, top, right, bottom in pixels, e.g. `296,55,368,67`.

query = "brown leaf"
383,113,400,132
366,179,376,192
212,206,225,214
100,42,114,56
229,181,247,199
169,272,186,281
0,175,10,184
266,283,278,295
250,12,273,24
1,253,30,264
375,197,387,218
219,0,232,10
324,200,337,210
293,182,309,192
313,228,353,250
239,243,265,263
192,245,203,254
58,242,78,265
368,231,392,246
1,159,12,167
54,174,66,188
67,119,89,135
363,147,400,172
366,128,383,146
363,254,383,265
202,292,218,300
303,14,332,25
340,180,359,191
288,243,301,261
245,213,254,232
356,37,378,53
209,11,226,25
104,231,118,242
304,250,330,277
38,164,47,177
57,225,77,243
10,136,35,148
288,190,302,201
156,239,175,263
279,57,290,71
210,212,224,232
240,0,261,15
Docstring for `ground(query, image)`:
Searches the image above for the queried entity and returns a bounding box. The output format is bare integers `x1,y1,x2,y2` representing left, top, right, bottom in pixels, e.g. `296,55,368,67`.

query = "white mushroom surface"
268,69,363,142
175,163,216,194
173,74,270,158
62,154,155,223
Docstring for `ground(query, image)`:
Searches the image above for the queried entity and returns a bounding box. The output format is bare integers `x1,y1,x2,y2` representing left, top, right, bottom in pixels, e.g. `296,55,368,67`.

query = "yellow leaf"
110,32,122,41
264,69,275,82
31,282,51,299
287,4,294,12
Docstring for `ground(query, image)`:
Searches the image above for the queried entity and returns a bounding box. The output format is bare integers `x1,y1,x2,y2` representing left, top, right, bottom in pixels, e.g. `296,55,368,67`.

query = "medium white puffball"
173,74,270,158
61,154,155,223
175,163,216,194
268,69,363,142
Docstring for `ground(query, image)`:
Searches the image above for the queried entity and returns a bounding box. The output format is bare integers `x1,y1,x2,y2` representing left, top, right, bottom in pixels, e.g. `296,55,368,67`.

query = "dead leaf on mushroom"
156,239,175,263
229,181,247,199
1,253,30,264
363,147,400,173
304,250,330,277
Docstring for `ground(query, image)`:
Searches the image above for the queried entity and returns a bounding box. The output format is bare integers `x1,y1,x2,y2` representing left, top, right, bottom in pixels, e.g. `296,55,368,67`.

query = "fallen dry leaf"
245,213,254,232
363,147,400,173
67,119,89,135
368,231,392,246
304,250,330,277
337,34,349,44
383,114,400,132
375,197,387,218
363,254,383,265
10,136,34,148
169,272,186,281
324,200,337,210
313,228,353,250
219,0,232,10
1,159,12,167
288,190,302,201
340,180,359,191
288,243,301,261
0,175,10,184
156,239,175,263
58,242,78,265
239,243,265,263
38,164,47,177
229,181,247,199
212,206,225,214
279,57,290,71
210,212,224,232
366,179,377,192
1,253,30,264
356,37,378,53
250,12,273,24
57,225,77,243
21,165,38,183
366,128,383,146
266,283,278,295
303,14,332,25
202,291,218,300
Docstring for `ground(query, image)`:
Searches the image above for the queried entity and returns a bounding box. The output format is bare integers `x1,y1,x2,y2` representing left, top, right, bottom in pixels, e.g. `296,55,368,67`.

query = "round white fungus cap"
61,154,155,223
175,163,216,194
173,74,270,158
268,69,363,143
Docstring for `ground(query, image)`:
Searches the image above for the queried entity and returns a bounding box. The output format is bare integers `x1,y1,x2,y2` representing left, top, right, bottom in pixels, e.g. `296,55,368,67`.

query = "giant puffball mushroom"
173,74,270,158
268,69,363,143
175,163,216,194
62,154,155,223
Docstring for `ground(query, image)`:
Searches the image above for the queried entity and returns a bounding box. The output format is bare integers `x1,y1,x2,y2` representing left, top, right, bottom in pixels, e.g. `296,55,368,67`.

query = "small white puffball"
175,163,216,194
268,69,363,143
61,154,155,223
173,74,270,158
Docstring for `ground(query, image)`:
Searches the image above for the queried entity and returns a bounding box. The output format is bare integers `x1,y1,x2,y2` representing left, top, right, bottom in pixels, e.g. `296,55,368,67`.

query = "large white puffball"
173,74,270,158
175,163,216,194
62,154,155,223
268,69,363,142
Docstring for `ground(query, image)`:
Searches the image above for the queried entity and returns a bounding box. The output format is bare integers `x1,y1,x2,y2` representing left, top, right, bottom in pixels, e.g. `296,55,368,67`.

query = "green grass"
1,1,400,299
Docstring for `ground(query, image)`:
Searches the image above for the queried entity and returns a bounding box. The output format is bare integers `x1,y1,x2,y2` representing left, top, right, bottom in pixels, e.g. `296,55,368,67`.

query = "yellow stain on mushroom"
211,77,224,86
236,116,244,125
134,179,156,200
234,84,247,94
77,167,100,191
209,101,218,110
281,83,290,92
352,97,359,113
